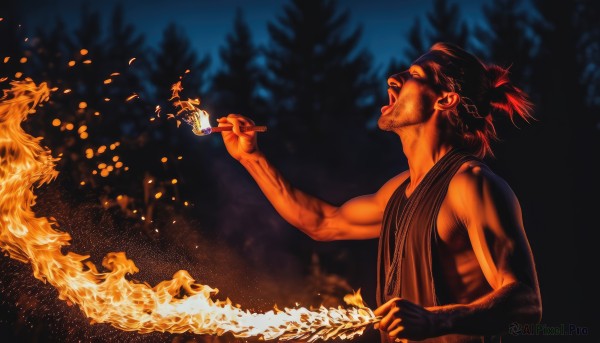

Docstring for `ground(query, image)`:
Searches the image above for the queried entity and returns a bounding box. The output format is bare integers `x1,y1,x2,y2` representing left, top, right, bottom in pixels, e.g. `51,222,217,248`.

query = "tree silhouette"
393,0,469,74
575,0,600,112
68,5,108,107
426,0,469,48
147,22,217,235
262,0,378,163
29,17,71,83
476,0,599,332
209,8,264,124
472,0,537,158
104,3,150,135
0,1,28,83
150,22,210,110
474,0,534,87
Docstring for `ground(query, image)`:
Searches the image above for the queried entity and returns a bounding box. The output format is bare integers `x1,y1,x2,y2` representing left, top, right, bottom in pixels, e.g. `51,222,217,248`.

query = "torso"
383,160,493,304
432,160,493,303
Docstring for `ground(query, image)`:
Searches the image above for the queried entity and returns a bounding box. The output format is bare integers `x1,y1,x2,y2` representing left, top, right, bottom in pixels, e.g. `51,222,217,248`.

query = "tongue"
380,104,391,114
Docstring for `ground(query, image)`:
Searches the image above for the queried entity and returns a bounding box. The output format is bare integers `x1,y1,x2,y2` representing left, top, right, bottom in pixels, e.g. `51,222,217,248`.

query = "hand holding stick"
192,125,267,136
210,125,267,133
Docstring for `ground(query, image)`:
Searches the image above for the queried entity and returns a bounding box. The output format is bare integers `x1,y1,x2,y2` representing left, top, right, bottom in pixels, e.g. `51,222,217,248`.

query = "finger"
389,325,405,339
378,307,400,331
225,117,253,139
387,318,402,333
231,119,247,138
374,298,399,317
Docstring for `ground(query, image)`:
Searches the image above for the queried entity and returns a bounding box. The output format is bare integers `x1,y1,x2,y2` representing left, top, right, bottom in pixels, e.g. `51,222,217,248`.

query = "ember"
0,79,379,341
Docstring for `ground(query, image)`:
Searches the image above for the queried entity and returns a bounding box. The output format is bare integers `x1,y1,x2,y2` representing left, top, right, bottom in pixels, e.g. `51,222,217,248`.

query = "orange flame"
0,79,379,341
169,81,213,135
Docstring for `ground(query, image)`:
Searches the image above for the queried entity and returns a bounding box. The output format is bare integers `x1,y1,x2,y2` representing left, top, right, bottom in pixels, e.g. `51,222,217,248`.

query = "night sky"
22,0,493,73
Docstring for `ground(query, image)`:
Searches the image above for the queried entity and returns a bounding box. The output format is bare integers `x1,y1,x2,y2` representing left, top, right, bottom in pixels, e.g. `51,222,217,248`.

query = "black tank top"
376,149,499,343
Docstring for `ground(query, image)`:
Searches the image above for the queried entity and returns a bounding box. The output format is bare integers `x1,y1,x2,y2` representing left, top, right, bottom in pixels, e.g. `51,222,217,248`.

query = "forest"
0,0,598,342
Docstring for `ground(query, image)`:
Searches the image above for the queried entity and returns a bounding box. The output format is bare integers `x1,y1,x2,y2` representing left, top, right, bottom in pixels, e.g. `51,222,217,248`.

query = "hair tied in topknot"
485,64,534,124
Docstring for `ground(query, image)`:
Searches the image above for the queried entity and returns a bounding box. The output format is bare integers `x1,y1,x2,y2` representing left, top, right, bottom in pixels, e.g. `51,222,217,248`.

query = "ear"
434,92,460,111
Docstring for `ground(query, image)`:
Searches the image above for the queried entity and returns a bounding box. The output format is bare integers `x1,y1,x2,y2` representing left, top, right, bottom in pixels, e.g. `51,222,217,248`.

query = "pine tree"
104,3,149,136
0,0,28,83
474,0,534,87
527,0,598,327
30,18,71,83
263,0,378,162
147,21,211,165
147,22,216,231
68,5,109,104
425,0,469,48
575,0,600,111
530,0,585,122
150,22,210,109
391,0,469,73
209,8,264,123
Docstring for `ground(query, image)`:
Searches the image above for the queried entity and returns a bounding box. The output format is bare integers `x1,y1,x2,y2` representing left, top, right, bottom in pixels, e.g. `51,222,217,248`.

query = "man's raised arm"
217,114,402,241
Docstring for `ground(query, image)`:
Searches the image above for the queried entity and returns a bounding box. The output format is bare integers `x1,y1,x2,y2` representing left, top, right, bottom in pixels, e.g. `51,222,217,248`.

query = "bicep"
319,173,407,241
331,195,385,239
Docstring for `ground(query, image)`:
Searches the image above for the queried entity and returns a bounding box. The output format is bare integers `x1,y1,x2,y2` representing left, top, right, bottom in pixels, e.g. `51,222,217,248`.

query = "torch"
183,108,267,136
168,81,267,136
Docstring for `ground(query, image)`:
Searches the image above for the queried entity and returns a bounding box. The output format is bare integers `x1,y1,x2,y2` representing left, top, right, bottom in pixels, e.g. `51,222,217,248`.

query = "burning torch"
169,80,267,136
183,108,267,136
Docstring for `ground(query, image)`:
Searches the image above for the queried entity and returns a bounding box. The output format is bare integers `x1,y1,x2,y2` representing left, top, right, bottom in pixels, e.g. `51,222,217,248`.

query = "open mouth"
380,87,399,115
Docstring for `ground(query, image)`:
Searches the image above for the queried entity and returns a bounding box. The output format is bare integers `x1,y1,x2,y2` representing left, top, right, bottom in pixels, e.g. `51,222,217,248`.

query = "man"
216,42,542,342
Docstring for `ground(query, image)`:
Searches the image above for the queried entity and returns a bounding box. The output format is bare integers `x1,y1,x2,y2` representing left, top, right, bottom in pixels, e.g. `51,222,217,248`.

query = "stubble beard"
378,112,403,131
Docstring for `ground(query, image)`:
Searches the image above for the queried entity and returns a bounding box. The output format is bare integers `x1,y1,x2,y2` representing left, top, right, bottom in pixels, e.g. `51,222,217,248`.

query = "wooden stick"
209,125,267,133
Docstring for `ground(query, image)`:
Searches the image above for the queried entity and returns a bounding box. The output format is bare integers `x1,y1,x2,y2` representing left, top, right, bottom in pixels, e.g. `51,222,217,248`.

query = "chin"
377,117,393,131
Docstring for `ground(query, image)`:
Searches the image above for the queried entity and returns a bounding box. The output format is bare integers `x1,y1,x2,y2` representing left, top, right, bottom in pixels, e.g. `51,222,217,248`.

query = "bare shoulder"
447,160,520,213
374,170,410,206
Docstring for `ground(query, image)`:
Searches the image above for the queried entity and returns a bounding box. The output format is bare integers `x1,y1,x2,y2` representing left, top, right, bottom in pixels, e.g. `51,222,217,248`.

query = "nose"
387,72,407,89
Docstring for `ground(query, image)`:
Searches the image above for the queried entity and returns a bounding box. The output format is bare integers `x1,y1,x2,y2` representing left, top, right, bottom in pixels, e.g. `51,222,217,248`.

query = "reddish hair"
414,42,534,158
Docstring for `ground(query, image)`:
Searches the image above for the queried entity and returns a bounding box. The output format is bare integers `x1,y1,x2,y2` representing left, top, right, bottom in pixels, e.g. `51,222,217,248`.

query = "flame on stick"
169,81,266,136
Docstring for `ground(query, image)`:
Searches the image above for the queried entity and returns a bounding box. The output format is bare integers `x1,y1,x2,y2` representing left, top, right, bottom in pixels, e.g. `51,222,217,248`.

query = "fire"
169,81,267,135
0,79,379,341
170,81,214,135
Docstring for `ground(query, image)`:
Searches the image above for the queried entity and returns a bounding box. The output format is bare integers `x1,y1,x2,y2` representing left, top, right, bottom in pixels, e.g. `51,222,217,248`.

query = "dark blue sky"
24,0,491,73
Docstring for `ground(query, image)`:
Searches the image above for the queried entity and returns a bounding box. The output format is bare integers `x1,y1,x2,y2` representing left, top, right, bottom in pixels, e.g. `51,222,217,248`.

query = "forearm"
431,282,542,337
239,152,336,240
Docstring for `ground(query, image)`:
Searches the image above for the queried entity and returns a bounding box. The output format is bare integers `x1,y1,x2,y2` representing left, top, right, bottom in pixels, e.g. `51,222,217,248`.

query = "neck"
397,123,455,190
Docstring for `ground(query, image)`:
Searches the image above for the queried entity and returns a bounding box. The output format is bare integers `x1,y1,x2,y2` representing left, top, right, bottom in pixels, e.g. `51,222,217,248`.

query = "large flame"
0,79,378,341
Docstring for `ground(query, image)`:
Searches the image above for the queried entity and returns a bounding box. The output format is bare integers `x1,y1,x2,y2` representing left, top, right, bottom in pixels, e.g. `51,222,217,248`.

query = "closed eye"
408,65,425,79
